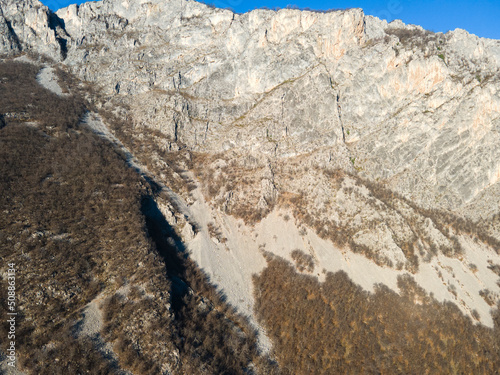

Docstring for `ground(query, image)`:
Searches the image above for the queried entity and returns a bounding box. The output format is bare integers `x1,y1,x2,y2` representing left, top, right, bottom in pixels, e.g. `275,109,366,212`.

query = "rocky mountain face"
24,0,500,212
1,0,500,373
2,0,499,213
0,0,67,58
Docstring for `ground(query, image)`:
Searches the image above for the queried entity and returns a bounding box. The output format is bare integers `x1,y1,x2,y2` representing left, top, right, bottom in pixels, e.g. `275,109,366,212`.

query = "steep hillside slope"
49,0,500,215
1,0,500,373
0,59,274,375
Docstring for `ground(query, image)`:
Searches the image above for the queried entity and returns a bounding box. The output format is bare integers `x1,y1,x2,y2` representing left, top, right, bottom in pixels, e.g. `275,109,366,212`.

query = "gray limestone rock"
2,0,499,216
0,0,68,60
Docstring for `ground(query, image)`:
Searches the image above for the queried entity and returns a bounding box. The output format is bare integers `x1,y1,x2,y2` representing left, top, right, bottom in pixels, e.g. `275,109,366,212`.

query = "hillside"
1,0,500,373
0,59,275,374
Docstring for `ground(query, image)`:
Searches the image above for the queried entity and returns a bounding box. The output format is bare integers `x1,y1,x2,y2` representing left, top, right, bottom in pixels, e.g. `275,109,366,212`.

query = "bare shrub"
488,263,500,277
479,289,498,306
385,27,440,49
291,249,314,272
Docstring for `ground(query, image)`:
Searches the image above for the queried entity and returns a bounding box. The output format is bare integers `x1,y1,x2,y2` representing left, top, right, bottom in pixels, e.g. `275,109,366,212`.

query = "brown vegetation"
488,262,500,277
0,61,85,129
190,152,274,224
187,149,499,274
253,255,500,374
281,168,499,272
0,60,148,373
98,107,195,199
354,173,500,254
0,59,274,374
290,249,315,272
385,27,444,51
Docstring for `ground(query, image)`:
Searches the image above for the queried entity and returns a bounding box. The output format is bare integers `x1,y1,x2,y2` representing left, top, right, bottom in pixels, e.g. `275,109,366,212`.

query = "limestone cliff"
2,0,499,213
1,1,500,372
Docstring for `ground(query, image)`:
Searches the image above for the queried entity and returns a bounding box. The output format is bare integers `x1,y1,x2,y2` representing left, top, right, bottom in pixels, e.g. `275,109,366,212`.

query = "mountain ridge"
1,0,500,373
42,0,500,213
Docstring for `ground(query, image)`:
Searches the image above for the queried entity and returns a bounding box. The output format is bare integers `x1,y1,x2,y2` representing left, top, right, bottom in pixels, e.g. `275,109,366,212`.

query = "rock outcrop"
24,0,495,216
1,0,499,214
0,0,68,60
2,0,500,357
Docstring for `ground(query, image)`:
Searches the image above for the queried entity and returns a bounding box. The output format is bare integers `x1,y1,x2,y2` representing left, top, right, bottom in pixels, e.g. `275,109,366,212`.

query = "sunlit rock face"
1,0,500,212
0,0,68,59
54,1,500,213
2,0,500,337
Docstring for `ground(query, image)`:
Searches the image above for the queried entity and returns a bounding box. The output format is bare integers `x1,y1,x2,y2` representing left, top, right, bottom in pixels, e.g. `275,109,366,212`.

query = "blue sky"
43,0,500,40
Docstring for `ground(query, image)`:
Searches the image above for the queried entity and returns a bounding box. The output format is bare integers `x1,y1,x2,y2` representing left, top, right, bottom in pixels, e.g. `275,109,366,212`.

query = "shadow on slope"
138,195,278,374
